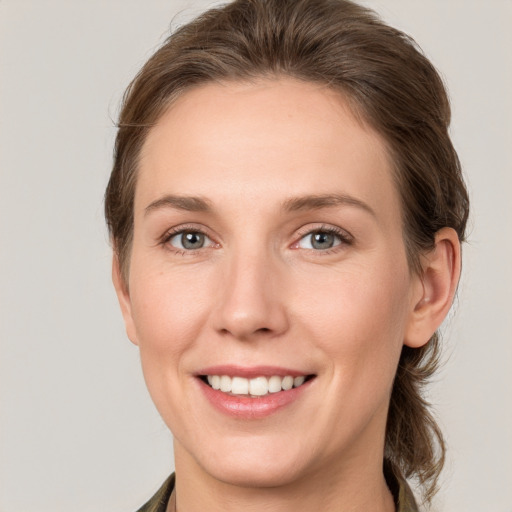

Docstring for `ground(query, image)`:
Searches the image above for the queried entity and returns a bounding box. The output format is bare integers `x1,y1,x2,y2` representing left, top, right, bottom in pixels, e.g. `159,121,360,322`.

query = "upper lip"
196,365,313,379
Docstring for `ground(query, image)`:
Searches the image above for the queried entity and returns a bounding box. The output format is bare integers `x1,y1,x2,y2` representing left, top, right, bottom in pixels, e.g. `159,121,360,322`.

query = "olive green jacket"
136,472,418,512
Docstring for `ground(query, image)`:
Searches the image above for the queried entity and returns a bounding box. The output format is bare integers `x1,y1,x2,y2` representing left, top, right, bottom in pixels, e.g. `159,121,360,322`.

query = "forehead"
137,78,399,221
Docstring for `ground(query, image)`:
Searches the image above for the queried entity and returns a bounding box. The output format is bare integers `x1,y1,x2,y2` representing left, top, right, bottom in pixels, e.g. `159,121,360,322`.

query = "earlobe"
112,254,139,346
404,227,461,348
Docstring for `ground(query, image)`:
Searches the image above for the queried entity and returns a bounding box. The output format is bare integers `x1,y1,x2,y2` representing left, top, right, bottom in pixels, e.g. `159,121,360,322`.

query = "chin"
183,434,315,489
204,457,308,489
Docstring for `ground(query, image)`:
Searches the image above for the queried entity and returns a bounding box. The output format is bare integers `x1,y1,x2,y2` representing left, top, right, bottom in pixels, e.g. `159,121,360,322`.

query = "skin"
113,78,460,512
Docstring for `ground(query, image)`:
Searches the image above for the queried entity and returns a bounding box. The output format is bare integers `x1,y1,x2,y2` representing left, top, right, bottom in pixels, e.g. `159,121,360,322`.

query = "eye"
297,229,347,250
168,230,213,250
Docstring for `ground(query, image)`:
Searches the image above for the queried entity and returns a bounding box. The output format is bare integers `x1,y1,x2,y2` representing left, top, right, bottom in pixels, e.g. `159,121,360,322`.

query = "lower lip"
197,378,313,419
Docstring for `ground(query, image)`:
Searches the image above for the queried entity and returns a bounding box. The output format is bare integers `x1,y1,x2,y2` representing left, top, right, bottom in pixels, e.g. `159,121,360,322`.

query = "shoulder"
397,479,419,512
384,461,419,512
135,474,175,512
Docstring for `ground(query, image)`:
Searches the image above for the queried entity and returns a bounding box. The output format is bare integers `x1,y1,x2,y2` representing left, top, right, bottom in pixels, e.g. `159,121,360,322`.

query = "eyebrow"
144,193,375,218
144,195,213,215
283,194,376,217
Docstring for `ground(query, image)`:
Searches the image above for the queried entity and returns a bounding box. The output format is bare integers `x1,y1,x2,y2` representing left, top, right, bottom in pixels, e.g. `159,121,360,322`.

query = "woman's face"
115,78,424,487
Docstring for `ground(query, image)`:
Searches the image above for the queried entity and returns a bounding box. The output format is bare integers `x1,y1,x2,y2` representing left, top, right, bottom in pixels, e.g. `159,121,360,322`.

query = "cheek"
293,263,412,449
128,260,215,368
127,264,218,425
294,259,411,379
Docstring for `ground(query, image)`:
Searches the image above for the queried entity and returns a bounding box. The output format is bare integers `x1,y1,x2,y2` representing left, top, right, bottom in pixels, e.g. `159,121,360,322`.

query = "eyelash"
160,224,217,256
160,224,353,255
293,224,353,254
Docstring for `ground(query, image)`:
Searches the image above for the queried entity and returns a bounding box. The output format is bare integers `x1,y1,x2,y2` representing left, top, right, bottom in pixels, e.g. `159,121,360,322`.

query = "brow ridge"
144,195,212,215
283,194,375,217
144,193,375,218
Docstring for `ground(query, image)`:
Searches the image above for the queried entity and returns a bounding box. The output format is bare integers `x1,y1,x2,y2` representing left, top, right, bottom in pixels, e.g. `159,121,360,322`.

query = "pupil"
312,232,334,249
182,232,204,249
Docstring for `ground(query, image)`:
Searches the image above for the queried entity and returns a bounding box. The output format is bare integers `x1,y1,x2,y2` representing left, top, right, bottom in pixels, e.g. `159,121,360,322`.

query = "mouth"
196,365,316,418
199,373,315,397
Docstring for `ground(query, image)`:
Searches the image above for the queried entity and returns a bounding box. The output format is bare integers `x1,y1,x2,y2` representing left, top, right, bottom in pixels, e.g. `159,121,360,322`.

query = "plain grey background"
1,1,511,510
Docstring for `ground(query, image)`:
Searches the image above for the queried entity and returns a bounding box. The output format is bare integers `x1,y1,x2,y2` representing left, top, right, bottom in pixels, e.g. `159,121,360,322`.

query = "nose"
212,250,289,341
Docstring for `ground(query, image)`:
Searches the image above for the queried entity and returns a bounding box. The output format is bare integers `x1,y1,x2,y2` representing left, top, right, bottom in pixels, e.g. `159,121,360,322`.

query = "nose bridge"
213,241,288,340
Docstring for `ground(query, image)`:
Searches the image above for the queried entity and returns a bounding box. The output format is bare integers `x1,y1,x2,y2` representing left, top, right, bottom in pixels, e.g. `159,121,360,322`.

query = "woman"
105,0,469,510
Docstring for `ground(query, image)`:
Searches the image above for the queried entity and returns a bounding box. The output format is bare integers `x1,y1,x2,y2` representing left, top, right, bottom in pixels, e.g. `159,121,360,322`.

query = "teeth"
205,374,308,396
282,376,293,390
231,376,249,395
220,375,232,392
268,375,282,393
249,376,268,396
211,375,221,390
294,376,305,387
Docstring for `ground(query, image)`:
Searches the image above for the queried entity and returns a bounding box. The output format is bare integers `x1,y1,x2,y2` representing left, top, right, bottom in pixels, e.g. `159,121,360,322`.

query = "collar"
136,471,418,512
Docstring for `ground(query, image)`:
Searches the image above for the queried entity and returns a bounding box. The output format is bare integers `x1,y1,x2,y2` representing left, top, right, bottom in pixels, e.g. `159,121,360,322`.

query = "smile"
203,374,310,397
197,366,316,418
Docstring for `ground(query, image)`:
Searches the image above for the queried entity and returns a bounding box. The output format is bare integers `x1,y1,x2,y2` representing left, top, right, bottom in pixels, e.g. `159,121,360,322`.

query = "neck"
172,443,395,512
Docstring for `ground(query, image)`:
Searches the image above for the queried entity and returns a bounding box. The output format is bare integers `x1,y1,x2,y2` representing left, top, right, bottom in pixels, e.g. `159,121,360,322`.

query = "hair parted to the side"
105,0,469,504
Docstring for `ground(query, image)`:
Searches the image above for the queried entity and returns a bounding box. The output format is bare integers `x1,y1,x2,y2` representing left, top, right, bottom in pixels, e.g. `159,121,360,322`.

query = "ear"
404,227,461,348
112,253,139,345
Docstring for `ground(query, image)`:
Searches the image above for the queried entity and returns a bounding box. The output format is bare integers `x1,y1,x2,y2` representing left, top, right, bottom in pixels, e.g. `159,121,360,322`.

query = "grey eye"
298,231,341,250
169,231,210,250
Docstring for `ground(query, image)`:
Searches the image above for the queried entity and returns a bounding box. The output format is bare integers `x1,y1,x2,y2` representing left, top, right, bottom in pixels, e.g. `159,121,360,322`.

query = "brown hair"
105,0,469,503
